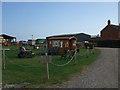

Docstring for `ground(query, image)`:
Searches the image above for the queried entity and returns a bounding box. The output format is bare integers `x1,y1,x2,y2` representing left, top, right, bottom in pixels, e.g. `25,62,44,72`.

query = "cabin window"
53,40,59,47
65,41,69,47
60,41,63,48
50,41,52,44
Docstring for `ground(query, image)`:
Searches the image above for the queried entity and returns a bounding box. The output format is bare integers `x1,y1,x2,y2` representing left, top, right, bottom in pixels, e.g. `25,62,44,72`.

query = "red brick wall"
119,31,120,38
101,25,120,40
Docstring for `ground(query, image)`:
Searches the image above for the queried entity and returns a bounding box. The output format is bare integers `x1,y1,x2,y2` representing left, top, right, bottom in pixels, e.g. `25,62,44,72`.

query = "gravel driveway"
55,48,118,88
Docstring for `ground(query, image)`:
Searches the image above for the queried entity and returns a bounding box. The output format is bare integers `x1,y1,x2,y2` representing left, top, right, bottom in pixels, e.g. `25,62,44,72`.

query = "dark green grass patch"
2,46,100,88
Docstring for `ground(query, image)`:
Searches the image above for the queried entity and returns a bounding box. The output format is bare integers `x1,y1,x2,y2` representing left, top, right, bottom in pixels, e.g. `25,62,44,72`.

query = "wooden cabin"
47,37,77,55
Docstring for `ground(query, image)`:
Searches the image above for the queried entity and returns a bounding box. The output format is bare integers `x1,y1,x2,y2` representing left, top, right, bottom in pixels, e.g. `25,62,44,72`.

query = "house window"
53,40,59,47
50,41,52,44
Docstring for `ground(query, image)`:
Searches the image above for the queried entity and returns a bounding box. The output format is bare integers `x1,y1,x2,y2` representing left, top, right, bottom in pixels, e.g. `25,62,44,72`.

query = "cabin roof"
110,25,120,30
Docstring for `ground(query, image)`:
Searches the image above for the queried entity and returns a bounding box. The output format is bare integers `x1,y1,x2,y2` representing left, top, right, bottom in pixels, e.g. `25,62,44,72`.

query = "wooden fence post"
74,49,76,65
45,53,49,80
3,50,5,69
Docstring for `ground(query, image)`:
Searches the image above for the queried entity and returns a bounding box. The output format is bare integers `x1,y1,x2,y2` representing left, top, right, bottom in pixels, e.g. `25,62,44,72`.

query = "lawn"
2,45,100,88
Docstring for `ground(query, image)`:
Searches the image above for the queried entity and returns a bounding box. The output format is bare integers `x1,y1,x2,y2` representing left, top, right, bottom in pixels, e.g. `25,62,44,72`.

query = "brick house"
101,20,120,40
90,20,120,47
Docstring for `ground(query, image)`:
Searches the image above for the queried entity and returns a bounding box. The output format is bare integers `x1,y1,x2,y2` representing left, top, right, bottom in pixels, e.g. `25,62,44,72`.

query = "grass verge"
2,46,100,88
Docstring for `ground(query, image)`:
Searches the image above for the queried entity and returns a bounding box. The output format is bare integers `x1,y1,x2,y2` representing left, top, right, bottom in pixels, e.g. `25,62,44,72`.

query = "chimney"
108,20,111,25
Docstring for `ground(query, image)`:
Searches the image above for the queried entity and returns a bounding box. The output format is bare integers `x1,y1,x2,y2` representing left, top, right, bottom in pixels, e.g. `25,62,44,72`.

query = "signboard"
41,56,52,63
40,53,51,80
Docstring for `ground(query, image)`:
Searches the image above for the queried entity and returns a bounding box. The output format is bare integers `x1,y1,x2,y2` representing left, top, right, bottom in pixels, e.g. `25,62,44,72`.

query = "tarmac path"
55,48,118,88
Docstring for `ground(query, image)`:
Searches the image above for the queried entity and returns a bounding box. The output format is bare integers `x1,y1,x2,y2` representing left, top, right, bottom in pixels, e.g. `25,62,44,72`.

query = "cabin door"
69,40,76,50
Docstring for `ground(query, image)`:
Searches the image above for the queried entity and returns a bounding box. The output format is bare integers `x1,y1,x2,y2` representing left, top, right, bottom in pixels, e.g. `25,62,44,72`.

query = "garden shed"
47,37,77,55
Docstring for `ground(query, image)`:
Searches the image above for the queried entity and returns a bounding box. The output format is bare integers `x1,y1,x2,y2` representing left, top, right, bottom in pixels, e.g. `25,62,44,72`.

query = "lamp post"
32,35,33,40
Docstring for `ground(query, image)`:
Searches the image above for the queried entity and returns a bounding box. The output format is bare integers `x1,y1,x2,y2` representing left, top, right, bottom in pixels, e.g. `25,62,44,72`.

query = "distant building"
19,41,28,45
47,33,91,42
0,35,4,44
35,39,46,47
0,34,16,46
28,39,36,46
1,34,16,42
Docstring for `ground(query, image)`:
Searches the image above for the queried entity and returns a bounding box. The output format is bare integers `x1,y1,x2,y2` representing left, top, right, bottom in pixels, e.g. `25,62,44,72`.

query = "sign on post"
40,53,52,80
41,56,52,63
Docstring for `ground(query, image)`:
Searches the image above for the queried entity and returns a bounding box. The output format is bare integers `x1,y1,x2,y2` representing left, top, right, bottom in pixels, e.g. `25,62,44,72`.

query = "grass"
2,45,100,88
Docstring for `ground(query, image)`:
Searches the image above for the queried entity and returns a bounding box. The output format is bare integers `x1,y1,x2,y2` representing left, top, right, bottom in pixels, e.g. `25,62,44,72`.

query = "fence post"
3,50,5,69
92,45,95,54
45,53,49,80
74,49,76,65
86,47,89,58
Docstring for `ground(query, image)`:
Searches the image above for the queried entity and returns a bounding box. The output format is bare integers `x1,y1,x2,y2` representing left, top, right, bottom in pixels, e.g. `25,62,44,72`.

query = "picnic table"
18,49,35,58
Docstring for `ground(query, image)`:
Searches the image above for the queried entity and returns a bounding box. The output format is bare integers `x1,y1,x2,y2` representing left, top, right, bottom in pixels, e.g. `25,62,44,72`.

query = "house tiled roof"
111,25,120,30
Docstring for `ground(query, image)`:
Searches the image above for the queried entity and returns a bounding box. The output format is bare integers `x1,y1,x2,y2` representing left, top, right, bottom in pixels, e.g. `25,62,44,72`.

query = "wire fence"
79,48,94,56
49,48,95,67
50,51,76,67
2,48,95,68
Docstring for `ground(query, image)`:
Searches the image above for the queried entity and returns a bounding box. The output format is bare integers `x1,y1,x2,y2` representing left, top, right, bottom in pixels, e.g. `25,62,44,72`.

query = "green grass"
2,46,100,88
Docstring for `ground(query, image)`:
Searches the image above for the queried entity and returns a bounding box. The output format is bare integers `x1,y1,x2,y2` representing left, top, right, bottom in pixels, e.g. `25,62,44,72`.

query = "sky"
0,1,2,34
2,2,118,41
118,1,120,24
